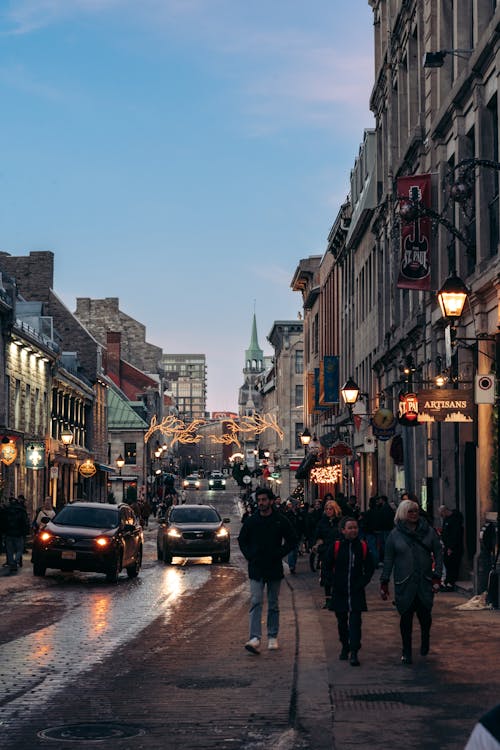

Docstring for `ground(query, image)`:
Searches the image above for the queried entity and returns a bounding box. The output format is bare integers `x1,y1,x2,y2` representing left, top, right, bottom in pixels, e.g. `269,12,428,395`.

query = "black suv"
31,501,143,583
157,504,230,564
208,472,226,490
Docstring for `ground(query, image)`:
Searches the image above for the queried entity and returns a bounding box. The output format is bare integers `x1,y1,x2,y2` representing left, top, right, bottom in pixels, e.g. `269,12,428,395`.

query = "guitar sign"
397,175,432,291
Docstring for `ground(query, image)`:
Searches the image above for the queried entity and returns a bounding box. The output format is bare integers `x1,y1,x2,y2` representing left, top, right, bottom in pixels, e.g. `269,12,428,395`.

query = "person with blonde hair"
312,496,342,608
380,499,443,664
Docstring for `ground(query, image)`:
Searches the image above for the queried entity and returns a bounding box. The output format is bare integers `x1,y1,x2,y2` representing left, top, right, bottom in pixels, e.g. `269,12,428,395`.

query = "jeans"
249,578,281,640
5,536,24,569
287,547,298,572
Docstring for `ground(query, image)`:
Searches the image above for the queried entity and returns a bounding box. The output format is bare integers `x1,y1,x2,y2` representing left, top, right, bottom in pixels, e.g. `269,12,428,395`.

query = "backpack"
333,539,368,562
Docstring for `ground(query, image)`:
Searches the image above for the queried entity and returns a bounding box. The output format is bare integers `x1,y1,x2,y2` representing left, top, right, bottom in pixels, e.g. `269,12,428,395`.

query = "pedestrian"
311,497,342,607
439,504,464,590
380,498,443,664
374,494,395,563
34,496,56,531
359,496,379,565
284,499,300,574
237,486,297,654
324,516,375,666
465,703,500,749
0,495,31,572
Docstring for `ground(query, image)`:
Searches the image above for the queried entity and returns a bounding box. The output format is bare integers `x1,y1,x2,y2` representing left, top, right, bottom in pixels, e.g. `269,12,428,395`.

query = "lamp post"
300,428,311,453
60,427,74,456
116,453,125,502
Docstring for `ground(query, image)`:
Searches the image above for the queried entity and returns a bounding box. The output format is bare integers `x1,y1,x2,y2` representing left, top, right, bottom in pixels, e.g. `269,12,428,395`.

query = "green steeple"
244,313,263,372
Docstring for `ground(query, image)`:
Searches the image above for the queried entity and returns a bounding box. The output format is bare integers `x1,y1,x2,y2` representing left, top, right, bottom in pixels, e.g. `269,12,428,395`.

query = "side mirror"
39,516,51,524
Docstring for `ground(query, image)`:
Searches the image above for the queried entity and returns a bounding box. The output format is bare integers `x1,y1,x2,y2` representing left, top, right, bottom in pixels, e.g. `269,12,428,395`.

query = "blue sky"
0,0,374,412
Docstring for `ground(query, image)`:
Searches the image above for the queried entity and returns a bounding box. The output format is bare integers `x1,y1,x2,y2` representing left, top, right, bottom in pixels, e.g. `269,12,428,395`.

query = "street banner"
25,441,45,469
397,174,431,290
319,355,339,405
307,372,315,415
417,389,474,422
314,368,330,411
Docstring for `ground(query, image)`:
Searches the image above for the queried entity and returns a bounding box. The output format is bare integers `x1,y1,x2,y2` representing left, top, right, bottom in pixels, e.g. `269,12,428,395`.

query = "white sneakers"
245,637,261,654
268,637,279,650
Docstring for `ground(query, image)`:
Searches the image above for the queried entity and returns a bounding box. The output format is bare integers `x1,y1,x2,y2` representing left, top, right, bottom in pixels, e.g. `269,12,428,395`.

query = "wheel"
33,562,46,577
220,551,230,563
106,555,121,583
162,543,172,565
126,549,142,579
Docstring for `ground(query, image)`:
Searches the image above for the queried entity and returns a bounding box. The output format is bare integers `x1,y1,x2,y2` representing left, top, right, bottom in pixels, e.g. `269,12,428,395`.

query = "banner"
319,356,339,405
397,174,431,290
314,368,330,411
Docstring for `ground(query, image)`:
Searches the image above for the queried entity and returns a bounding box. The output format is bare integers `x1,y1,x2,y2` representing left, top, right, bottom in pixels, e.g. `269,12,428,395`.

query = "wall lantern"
341,377,360,406
300,428,311,447
437,273,469,322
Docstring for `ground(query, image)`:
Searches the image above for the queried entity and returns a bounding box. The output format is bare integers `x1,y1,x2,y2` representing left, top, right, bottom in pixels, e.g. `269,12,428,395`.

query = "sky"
0,0,375,413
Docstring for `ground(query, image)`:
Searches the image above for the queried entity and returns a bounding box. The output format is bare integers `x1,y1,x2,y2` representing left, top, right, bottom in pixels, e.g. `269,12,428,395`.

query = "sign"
314,368,330,412
372,408,397,440
398,392,419,426
79,459,97,478
329,441,353,457
417,389,474,423
25,442,45,469
475,375,495,404
397,174,431,291
50,466,59,479
0,441,17,465
289,459,301,471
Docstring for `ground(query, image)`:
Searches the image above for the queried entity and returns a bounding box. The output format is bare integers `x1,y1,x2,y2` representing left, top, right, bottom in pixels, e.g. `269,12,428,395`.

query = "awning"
295,452,318,480
96,463,115,473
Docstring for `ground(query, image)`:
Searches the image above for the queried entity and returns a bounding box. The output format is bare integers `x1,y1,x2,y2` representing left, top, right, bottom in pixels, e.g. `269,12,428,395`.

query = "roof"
107,387,149,430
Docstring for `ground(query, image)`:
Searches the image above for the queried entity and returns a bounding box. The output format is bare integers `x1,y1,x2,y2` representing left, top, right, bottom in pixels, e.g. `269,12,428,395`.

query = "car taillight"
95,537,110,547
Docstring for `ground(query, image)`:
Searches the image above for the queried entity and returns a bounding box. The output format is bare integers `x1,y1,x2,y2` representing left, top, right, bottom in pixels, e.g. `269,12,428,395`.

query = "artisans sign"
417,389,474,423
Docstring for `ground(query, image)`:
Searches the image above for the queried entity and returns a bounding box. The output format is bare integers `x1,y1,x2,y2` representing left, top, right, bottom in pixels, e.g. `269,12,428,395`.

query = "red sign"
397,174,431,291
289,460,301,471
329,442,353,457
399,392,419,426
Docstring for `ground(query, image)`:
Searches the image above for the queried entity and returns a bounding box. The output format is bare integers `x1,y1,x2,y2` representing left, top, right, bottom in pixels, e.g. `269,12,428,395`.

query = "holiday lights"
310,464,342,484
145,414,283,448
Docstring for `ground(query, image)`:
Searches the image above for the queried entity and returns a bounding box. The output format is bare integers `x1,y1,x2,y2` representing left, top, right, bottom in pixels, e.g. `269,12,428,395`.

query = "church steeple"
244,313,263,373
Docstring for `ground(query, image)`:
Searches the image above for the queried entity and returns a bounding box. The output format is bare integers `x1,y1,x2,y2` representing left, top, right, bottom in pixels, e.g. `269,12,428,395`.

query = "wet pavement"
0,493,498,749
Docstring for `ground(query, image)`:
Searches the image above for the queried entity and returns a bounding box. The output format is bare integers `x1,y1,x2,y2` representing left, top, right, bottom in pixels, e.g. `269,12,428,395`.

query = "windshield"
53,506,120,529
170,507,220,524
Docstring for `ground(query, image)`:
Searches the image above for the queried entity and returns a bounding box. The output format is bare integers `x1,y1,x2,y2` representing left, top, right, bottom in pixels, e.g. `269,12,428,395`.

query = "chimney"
106,331,121,387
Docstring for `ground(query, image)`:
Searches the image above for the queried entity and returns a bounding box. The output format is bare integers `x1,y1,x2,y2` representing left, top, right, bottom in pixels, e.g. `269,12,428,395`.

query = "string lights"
144,414,283,448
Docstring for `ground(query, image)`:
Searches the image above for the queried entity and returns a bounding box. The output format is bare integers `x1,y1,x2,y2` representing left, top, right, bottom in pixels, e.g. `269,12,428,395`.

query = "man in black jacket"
0,496,30,572
238,487,297,654
439,505,464,590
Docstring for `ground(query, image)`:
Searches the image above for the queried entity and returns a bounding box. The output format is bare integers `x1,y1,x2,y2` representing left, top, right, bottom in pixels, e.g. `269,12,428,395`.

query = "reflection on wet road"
0,563,210,724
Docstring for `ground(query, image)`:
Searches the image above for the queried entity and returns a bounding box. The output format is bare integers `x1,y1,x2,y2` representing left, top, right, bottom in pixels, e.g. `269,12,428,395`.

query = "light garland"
310,464,342,484
145,414,283,448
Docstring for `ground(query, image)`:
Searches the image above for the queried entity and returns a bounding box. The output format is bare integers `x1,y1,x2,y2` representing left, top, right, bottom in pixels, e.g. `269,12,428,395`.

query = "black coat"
441,510,464,553
324,537,375,612
238,510,297,582
0,501,30,537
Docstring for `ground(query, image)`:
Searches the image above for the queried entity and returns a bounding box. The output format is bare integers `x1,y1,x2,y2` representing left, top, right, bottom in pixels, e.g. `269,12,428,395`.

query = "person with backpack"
0,495,30,572
324,516,375,666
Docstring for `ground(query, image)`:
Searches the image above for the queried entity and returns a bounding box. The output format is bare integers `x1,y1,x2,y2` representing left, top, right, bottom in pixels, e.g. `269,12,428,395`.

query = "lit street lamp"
116,453,125,502
60,427,74,456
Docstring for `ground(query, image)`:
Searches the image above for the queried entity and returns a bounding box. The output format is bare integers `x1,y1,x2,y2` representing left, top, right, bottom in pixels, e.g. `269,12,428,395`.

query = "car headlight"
183,481,188,488
221,480,226,486
216,527,229,538
195,482,200,487
209,481,214,486
39,531,52,542
95,537,110,547
167,528,182,538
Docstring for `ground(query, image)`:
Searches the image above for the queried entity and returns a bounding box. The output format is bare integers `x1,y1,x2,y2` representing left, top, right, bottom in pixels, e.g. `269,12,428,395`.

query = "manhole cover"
38,722,145,742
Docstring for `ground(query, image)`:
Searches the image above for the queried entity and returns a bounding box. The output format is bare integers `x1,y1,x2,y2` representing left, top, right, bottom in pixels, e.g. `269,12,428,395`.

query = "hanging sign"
398,392,419,426
79,459,97,478
0,441,17,465
416,389,474,423
397,174,431,290
25,442,45,469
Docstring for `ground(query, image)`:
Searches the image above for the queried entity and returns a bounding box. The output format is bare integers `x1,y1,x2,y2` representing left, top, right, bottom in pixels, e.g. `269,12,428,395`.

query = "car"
157,504,230,564
31,501,144,583
208,472,226,491
183,474,201,490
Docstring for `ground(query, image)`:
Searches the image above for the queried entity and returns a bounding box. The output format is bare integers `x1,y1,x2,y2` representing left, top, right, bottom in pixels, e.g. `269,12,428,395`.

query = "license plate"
61,551,77,560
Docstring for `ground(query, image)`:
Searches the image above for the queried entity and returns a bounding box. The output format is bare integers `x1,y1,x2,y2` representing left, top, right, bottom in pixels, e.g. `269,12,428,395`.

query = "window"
14,379,21,430
295,385,304,407
295,350,304,374
295,423,304,451
124,442,136,465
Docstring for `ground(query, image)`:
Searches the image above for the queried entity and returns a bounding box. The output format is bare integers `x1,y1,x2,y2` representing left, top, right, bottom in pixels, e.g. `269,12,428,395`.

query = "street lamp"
437,273,469,323
60,427,74,456
116,453,125,502
300,428,311,452
341,377,360,417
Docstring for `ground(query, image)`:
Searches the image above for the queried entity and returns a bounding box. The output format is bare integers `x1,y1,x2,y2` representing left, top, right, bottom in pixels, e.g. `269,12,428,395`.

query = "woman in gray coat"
380,499,443,664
